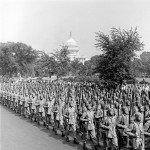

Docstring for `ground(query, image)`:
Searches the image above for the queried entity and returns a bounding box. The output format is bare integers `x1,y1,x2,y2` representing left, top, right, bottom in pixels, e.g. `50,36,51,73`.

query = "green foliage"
70,59,83,76
129,52,150,77
0,42,37,77
34,52,57,77
36,46,71,77
95,28,144,89
130,57,144,77
84,55,101,76
140,52,150,76
52,46,71,77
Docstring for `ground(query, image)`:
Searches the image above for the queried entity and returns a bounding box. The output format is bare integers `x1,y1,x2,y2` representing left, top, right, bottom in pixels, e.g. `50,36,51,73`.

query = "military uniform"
64,102,79,144
101,109,118,150
117,106,129,149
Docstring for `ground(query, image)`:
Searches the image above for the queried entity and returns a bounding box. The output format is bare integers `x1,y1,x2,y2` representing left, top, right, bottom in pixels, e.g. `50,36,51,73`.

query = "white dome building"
66,33,87,64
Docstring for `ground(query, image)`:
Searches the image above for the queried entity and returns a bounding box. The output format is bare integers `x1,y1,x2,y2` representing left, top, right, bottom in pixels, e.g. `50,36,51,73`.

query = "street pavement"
0,105,84,150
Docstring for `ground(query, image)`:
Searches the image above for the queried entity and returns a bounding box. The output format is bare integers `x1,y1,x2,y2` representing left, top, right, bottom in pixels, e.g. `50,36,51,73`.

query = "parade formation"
0,77,150,150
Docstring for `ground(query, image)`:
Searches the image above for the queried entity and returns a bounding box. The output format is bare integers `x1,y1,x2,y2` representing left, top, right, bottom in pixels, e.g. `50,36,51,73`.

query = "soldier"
31,94,36,122
76,103,83,135
38,95,45,125
47,96,55,128
52,101,60,135
43,98,49,128
138,105,144,123
117,106,129,150
10,93,13,110
20,96,25,116
58,99,65,137
145,105,150,122
64,101,79,144
14,93,18,113
12,93,16,111
94,103,103,147
144,113,150,150
81,104,96,150
127,113,144,150
24,94,29,118
101,108,118,150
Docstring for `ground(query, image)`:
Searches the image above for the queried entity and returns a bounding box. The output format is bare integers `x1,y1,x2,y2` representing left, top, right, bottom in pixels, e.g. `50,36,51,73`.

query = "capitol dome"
66,33,79,54
65,32,87,64
66,37,78,47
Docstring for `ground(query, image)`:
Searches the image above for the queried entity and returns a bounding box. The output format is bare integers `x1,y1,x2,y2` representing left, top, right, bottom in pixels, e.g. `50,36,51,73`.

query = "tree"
95,27,144,89
35,52,57,77
139,52,150,76
70,59,83,76
0,42,38,77
0,46,18,77
84,55,102,76
52,45,70,77
130,57,144,77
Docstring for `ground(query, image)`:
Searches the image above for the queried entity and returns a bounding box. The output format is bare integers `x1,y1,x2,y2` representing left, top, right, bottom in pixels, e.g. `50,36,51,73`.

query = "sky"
0,0,150,59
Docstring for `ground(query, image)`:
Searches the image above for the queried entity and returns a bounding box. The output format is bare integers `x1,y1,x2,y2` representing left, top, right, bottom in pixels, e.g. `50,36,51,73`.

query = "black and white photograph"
0,0,150,150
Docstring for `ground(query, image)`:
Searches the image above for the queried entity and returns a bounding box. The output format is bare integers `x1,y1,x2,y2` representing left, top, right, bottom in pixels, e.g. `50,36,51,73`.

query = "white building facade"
66,33,87,64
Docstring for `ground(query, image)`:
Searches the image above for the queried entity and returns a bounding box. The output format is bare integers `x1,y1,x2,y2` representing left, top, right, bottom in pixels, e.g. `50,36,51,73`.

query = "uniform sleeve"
144,122,150,131
116,115,121,122
81,112,87,119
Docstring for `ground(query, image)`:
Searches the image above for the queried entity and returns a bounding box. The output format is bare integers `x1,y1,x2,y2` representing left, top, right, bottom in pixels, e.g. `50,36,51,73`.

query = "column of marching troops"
0,78,150,150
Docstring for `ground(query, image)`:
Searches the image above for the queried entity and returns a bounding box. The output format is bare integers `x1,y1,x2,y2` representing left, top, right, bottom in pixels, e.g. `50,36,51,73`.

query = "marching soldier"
53,101,60,135
30,94,36,122
144,114,150,150
101,108,118,150
127,113,145,150
38,95,45,125
94,103,103,147
64,101,79,144
81,104,96,150
117,106,129,149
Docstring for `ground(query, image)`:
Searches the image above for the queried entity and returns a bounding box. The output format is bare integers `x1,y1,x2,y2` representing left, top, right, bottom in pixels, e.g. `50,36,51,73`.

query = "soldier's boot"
81,133,84,139
30,115,32,121
43,121,46,127
34,117,37,122
15,108,17,113
76,128,79,135
46,123,49,129
55,129,58,135
66,136,70,142
90,136,92,141
61,131,65,137
73,137,79,144
83,141,88,150
93,143,101,150
37,117,40,125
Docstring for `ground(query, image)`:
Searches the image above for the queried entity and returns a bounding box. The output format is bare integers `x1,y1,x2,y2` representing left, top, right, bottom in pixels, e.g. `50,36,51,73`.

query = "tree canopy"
0,42,37,77
95,28,144,89
0,28,148,82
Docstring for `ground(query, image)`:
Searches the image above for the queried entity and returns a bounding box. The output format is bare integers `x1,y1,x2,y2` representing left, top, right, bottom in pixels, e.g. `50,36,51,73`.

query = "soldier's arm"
117,124,127,129
125,124,136,137
145,117,150,122
63,109,69,118
80,112,88,122
95,110,103,118
144,132,150,136
100,118,110,130
144,121,150,132
116,117,127,129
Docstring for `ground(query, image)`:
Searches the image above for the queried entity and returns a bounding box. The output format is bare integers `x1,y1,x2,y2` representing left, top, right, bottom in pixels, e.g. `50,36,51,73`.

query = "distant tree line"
0,27,149,88
0,42,98,78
